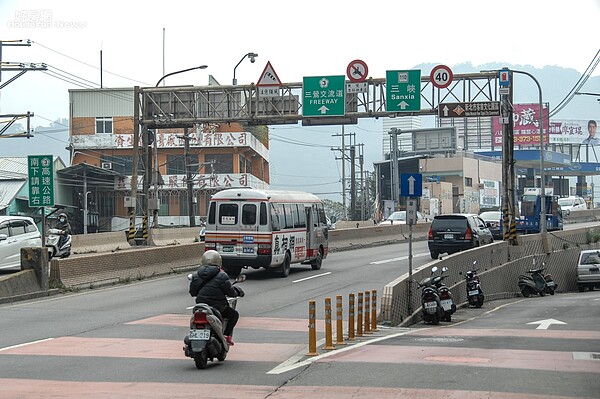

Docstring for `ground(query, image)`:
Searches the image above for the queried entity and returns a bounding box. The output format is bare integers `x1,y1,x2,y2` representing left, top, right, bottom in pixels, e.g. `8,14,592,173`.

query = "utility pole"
128,86,140,245
184,127,196,227
500,71,517,244
350,145,356,219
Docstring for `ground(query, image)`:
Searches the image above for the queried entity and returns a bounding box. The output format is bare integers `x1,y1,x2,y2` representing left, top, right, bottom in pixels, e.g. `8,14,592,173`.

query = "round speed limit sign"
430,64,453,89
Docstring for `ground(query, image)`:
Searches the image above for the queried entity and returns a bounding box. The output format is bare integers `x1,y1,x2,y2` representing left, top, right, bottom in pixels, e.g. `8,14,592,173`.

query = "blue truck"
516,189,563,234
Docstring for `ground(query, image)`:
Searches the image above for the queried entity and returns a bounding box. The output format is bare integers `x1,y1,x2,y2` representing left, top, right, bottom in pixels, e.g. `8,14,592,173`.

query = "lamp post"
511,69,546,235
155,65,207,87
232,52,258,85
151,65,208,230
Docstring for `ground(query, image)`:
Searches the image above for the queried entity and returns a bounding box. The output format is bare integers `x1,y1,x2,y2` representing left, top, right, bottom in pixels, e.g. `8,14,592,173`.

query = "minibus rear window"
219,203,238,225
242,204,257,225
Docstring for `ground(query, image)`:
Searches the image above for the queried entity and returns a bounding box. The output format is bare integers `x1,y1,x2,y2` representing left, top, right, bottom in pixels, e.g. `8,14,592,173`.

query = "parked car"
479,210,503,240
427,213,494,259
379,210,427,225
558,196,587,216
0,216,43,271
576,249,600,292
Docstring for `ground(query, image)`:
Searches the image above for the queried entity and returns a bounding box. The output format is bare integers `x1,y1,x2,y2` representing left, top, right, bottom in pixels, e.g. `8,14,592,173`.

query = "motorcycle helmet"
58,212,68,222
201,250,222,268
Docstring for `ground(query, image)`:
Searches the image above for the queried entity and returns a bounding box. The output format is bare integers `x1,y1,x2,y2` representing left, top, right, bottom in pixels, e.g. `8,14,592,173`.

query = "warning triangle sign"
257,61,282,87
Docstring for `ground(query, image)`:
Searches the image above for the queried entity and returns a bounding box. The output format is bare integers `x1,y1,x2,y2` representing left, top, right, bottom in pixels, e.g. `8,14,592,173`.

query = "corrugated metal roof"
0,157,28,180
0,180,26,207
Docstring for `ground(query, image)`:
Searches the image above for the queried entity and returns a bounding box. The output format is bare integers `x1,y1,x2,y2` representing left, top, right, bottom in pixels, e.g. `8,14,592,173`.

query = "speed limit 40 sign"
430,64,453,89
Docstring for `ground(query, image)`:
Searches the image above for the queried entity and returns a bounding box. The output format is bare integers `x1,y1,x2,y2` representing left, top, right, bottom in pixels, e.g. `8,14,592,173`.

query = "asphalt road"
0,240,598,398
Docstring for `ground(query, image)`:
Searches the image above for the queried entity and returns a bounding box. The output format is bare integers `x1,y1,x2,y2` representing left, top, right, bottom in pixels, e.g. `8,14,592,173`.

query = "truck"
516,188,563,234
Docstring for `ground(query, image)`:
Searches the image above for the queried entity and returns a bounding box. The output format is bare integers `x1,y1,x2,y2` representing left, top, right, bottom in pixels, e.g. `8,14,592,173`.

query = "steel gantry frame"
138,72,499,127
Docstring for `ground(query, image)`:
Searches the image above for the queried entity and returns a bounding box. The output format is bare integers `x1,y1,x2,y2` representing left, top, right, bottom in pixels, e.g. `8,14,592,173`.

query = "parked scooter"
518,261,557,297
183,274,245,369
464,260,484,308
45,228,72,259
416,266,445,325
432,266,456,321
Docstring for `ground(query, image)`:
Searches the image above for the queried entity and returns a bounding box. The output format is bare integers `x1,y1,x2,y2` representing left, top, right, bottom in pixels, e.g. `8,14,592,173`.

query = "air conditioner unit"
101,162,113,170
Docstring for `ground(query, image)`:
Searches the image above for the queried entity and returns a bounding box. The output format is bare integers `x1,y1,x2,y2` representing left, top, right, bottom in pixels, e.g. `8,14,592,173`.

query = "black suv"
427,214,494,259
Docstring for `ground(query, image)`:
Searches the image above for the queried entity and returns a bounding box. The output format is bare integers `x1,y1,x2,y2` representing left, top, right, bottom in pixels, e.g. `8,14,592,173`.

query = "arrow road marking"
527,318,567,330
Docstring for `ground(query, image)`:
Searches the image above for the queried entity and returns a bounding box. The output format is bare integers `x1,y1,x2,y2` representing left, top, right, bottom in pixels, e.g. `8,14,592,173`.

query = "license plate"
468,290,479,296
444,234,453,239
547,281,555,286
440,299,453,311
424,301,437,309
222,246,234,253
189,329,210,340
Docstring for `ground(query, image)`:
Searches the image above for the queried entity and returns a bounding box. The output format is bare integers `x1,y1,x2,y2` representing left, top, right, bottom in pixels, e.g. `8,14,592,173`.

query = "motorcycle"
183,274,245,369
416,266,445,325
199,219,206,242
45,228,72,259
464,260,484,308
432,266,456,322
518,261,557,297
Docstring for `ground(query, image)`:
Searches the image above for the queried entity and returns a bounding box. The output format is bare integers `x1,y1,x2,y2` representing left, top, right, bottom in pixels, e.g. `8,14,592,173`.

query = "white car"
558,196,587,216
0,216,43,271
379,211,427,225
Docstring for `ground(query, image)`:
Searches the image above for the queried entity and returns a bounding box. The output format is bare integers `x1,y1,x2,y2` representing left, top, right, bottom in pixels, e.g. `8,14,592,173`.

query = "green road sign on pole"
28,155,54,207
302,75,346,117
386,70,421,112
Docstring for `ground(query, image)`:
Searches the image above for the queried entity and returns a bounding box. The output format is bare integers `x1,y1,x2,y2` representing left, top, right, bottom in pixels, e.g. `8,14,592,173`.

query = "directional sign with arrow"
386,70,421,112
400,173,422,197
526,318,567,330
302,75,346,117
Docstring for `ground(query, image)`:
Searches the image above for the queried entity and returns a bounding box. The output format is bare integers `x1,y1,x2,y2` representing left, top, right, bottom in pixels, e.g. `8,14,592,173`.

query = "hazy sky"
1,0,599,200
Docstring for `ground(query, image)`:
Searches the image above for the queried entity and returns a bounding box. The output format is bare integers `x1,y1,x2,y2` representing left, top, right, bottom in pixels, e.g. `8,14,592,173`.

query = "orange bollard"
335,295,345,345
371,289,379,332
357,292,364,337
307,300,318,356
364,290,371,334
324,297,335,350
348,293,355,340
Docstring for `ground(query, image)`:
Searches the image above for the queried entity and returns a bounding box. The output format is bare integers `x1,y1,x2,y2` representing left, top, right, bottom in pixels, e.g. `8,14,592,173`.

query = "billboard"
548,119,599,145
493,103,549,147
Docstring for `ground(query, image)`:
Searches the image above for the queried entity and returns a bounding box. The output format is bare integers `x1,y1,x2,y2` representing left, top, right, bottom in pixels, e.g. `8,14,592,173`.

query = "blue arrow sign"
400,173,422,197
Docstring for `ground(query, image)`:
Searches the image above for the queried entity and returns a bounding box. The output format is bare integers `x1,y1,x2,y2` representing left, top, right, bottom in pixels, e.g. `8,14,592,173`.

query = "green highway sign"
386,70,421,112
302,75,346,117
28,155,54,207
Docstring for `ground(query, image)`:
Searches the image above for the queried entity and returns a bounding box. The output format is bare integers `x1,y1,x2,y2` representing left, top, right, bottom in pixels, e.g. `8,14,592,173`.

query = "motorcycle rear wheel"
194,350,208,369
521,287,531,298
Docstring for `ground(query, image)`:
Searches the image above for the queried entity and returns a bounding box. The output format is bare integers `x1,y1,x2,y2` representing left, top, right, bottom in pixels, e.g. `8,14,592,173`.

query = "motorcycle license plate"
424,301,437,309
440,299,453,311
189,328,210,340
468,290,479,296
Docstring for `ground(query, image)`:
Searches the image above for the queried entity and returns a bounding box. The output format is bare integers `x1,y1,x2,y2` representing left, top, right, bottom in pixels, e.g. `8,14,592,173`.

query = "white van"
558,196,587,216
0,216,43,271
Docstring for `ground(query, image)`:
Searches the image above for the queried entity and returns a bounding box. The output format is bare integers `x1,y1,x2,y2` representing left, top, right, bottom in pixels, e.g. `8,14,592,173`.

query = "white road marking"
293,272,331,283
370,252,429,265
527,318,567,330
0,337,54,352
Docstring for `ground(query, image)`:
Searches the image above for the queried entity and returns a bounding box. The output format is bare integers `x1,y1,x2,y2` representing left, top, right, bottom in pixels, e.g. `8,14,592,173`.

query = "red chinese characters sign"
493,103,549,147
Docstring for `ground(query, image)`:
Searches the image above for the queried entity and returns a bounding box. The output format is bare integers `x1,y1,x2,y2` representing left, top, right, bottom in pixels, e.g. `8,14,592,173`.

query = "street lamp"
232,52,258,85
155,65,208,87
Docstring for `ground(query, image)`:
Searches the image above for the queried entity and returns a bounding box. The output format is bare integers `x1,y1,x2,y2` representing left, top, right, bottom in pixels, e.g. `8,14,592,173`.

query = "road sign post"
386,70,421,112
302,75,346,117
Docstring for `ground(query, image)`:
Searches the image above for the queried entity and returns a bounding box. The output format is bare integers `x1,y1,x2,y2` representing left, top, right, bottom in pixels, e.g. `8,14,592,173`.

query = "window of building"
96,117,113,134
205,154,233,174
465,177,473,186
167,155,186,175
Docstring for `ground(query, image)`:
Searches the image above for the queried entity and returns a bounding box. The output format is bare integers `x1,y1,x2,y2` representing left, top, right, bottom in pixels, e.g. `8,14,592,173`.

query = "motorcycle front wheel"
194,350,208,369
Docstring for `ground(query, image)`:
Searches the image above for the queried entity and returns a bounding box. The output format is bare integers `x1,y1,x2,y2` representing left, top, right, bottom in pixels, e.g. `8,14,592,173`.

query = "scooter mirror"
236,275,247,283
431,266,438,273
473,260,477,266
441,266,448,272
187,273,193,281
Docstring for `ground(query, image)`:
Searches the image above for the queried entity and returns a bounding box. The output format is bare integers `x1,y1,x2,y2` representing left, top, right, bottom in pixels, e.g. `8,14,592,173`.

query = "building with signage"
66,88,270,233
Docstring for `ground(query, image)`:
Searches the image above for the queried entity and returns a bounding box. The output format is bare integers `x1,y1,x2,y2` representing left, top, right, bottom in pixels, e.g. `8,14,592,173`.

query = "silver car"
0,216,43,271
576,249,600,292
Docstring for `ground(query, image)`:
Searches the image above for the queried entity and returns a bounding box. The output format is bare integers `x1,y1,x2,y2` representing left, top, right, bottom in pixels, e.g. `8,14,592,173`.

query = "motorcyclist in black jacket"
189,250,244,346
